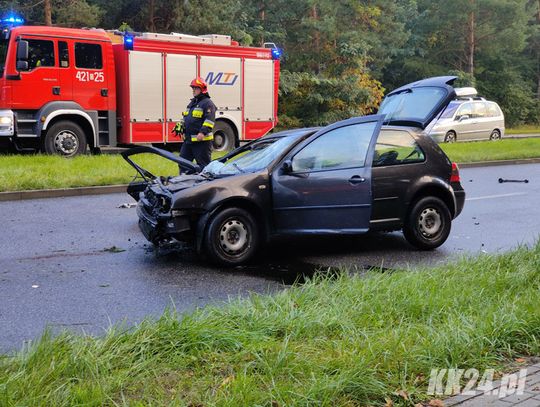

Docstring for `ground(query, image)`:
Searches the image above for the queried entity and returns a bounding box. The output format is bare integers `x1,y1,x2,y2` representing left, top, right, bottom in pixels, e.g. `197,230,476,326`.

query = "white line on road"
466,192,528,201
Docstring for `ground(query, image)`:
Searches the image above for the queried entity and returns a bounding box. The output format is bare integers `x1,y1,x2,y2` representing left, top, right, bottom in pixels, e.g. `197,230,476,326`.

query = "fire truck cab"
0,23,280,156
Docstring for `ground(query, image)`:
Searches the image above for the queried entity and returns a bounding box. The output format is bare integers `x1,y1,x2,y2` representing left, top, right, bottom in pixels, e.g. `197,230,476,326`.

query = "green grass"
440,137,540,163
1,243,540,406
0,152,224,193
506,125,540,135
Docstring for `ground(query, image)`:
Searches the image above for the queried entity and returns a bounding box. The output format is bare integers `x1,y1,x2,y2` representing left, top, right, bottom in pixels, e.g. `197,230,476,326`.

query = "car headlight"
0,116,12,125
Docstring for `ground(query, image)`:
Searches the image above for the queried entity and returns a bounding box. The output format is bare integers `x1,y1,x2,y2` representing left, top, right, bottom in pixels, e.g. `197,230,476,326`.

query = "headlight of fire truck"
0,110,14,136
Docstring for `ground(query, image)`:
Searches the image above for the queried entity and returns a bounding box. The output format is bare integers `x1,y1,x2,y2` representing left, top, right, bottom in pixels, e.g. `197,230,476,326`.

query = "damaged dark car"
123,76,466,266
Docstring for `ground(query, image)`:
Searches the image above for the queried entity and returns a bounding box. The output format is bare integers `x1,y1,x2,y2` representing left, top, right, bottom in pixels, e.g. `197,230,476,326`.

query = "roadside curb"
1,158,539,202
0,184,128,202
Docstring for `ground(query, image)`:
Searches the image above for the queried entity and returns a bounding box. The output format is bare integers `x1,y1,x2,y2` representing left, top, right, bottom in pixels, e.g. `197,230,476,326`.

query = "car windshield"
202,133,306,176
379,86,448,124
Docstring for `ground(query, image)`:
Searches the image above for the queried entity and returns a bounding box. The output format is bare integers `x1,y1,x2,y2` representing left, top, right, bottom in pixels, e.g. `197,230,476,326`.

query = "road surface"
0,163,538,353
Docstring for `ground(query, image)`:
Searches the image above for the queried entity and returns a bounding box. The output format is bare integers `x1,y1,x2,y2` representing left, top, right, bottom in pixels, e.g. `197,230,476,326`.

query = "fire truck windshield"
0,39,8,76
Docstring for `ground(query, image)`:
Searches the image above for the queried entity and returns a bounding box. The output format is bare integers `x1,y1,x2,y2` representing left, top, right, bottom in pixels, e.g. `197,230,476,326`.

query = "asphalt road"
0,163,538,353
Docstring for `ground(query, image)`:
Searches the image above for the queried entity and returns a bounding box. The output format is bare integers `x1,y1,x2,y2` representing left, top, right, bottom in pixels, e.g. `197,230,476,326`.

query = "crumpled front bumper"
136,202,192,244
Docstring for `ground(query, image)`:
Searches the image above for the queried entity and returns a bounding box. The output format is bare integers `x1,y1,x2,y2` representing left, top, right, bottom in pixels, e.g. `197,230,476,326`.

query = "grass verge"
1,243,540,406
506,125,540,135
0,138,539,192
0,152,222,193
439,137,540,163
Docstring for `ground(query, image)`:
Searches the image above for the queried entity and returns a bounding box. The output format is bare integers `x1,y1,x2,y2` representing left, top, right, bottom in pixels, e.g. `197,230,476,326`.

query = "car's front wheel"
403,196,451,250
203,207,259,266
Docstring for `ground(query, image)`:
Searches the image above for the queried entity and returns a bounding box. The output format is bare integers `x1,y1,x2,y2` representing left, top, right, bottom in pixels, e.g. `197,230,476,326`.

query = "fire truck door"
57,41,73,100
11,37,60,110
72,41,108,111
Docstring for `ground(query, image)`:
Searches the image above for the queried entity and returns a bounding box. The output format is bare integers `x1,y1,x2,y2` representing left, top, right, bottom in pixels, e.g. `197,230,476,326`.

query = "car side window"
473,102,487,118
291,122,376,172
75,42,102,69
27,39,55,70
372,130,425,167
455,103,472,120
487,103,500,117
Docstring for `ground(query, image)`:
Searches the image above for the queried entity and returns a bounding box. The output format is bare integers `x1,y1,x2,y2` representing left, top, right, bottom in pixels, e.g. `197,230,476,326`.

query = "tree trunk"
44,0,52,26
466,2,475,76
311,3,320,74
259,4,265,46
148,0,156,32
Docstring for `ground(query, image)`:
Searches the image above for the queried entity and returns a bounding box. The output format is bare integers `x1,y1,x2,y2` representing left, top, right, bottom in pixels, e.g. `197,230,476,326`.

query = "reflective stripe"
191,107,204,119
202,120,214,129
191,133,214,142
182,111,189,116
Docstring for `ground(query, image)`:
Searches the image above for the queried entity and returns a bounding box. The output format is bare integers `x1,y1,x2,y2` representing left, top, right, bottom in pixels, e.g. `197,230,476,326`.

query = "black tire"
444,131,457,143
489,129,501,141
403,196,452,250
203,207,259,266
212,121,236,152
43,120,87,157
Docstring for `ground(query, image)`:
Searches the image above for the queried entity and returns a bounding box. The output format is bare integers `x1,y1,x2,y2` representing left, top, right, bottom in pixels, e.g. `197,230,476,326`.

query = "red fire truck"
0,22,280,156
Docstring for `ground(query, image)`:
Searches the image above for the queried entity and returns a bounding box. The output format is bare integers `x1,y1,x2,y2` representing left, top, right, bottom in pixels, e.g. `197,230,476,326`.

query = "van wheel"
489,129,501,141
444,131,457,143
203,207,259,266
43,121,87,157
212,121,236,152
403,197,451,250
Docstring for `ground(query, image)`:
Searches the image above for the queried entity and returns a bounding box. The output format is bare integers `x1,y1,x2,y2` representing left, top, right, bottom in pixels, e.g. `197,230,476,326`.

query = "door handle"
348,175,366,185
101,88,108,97
52,86,60,95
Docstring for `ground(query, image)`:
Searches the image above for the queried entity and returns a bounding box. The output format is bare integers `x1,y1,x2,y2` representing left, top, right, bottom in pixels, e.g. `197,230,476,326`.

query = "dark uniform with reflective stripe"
179,93,216,169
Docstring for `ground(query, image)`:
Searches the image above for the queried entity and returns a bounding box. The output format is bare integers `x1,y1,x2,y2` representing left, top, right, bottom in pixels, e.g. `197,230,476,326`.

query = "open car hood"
121,146,201,200
378,76,458,130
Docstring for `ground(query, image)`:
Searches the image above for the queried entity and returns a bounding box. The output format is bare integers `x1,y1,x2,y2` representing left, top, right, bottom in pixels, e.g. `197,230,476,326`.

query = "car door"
271,115,384,233
454,102,475,140
11,37,60,110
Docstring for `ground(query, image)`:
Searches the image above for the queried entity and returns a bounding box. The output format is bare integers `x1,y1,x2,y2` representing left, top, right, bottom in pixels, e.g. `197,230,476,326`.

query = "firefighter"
176,77,216,170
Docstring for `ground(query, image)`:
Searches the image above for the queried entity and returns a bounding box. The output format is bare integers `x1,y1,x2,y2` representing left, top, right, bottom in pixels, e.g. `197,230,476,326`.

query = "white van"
429,89,505,142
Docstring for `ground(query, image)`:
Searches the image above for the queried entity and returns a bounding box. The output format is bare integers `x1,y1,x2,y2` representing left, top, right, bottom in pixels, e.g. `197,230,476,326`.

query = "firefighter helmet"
190,77,208,93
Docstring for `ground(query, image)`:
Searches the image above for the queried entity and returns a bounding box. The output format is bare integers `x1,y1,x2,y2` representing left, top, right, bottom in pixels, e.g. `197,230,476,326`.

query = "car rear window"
378,87,447,124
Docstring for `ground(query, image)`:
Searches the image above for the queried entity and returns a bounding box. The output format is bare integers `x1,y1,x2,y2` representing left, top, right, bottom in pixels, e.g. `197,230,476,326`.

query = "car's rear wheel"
444,131,457,143
403,196,451,250
212,121,236,152
489,129,501,141
203,207,259,266
43,121,87,157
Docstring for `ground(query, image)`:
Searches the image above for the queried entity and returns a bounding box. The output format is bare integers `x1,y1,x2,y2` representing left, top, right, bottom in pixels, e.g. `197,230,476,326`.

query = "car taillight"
450,162,460,183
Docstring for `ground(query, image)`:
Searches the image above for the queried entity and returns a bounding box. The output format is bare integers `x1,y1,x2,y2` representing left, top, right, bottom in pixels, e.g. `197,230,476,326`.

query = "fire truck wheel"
212,121,235,152
43,121,87,157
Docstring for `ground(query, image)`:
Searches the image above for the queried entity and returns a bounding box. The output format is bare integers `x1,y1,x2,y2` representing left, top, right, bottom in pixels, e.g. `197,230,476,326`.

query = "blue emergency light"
1,14,24,25
124,34,134,50
271,47,282,60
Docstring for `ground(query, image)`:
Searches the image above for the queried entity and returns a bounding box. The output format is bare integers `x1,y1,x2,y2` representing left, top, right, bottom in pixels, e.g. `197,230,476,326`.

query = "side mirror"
458,114,470,122
16,61,28,71
282,159,292,173
17,40,28,61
